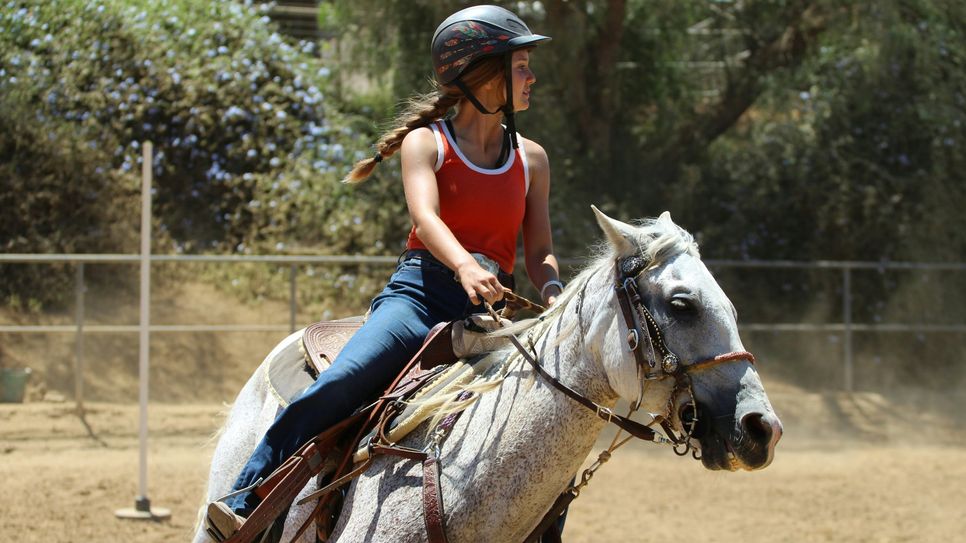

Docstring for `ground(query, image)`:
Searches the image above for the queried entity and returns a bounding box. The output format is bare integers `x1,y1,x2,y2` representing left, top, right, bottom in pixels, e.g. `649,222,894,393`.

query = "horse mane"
419,214,700,430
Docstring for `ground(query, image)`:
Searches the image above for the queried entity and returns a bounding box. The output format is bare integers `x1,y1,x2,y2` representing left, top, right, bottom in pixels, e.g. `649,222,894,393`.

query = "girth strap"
524,489,574,543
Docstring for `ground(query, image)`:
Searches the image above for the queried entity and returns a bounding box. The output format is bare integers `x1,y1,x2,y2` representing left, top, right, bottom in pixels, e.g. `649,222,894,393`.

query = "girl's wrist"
540,279,564,299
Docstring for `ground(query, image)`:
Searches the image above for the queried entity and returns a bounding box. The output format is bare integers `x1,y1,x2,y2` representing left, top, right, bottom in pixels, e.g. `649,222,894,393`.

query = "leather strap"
524,489,575,543
505,334,664,443
222,414,363,543
423,455,449,543
226,321,460,543
613,273,653,375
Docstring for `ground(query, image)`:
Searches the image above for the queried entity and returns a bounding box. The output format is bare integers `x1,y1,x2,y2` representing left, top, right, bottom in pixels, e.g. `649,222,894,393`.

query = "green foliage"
0,0,403,310
0,81,137,307
647,1,966,264
1,0,366,247
326,0,965,389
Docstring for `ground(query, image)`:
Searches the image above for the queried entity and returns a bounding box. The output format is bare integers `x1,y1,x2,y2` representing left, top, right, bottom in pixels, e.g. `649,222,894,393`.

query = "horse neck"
513,267,622,426
443,274,619,539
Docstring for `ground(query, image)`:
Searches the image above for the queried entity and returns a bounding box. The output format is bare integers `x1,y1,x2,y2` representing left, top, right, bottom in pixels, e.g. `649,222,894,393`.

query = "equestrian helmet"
431,5,551,86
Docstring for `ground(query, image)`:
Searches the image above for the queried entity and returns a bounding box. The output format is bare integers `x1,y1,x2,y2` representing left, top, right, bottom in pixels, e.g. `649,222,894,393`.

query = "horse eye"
669,296,695,314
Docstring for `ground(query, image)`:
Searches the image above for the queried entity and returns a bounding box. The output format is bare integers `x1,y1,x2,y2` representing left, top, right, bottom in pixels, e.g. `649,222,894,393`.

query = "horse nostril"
741,413,773,444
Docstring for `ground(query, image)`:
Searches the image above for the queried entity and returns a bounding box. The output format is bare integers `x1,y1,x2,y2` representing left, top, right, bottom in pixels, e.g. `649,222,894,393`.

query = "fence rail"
2,253,965,391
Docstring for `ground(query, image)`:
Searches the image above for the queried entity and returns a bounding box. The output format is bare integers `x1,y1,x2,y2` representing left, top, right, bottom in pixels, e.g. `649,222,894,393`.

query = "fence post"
115,140,170,520
74,263,85,406
843,266,853,392
289,264,297,333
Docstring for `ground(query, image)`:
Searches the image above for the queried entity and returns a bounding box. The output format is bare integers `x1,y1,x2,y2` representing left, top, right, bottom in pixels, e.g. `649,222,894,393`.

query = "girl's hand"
456,262,505,306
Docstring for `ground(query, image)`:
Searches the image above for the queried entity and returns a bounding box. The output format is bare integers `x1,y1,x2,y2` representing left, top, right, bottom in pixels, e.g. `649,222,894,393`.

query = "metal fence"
2,253,965,392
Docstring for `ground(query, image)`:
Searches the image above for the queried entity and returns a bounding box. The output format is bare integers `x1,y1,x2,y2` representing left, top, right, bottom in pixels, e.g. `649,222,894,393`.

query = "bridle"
489,254,760,541
611,254,756,455
494,255,757,456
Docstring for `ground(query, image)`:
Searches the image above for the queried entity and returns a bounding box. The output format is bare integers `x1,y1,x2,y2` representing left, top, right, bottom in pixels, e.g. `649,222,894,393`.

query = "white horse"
194,208,782,542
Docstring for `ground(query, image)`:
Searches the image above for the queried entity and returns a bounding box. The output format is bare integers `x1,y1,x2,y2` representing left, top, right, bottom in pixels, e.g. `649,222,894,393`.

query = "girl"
206,5,562,540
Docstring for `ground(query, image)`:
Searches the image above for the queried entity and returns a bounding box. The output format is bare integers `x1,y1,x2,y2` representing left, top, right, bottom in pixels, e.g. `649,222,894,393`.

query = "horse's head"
590,206,782,471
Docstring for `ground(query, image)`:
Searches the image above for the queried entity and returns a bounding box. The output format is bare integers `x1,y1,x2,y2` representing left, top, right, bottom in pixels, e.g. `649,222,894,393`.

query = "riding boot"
205,502,246,542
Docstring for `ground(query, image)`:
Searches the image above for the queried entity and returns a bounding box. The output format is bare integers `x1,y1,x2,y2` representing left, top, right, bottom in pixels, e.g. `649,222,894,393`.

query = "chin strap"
503,54,519,149
452,79,500,115
451,54,520,150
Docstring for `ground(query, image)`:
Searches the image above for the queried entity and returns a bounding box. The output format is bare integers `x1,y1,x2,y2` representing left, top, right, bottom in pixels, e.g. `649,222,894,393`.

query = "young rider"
205,5,562,540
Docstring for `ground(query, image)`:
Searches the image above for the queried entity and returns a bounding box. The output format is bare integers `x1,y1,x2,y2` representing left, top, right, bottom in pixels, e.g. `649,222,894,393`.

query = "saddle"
221,290,549,543
299,313,512,379
301,317,470,379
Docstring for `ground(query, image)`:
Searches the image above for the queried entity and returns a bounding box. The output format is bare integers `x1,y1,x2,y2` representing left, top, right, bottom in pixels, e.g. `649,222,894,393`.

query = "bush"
0,85,137,307
0,0,405,310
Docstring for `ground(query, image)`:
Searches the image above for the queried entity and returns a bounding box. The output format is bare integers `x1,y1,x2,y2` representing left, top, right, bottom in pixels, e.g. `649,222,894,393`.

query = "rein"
484,257,756,541
489,261,756,449
501,329,672,444
490,291,666,440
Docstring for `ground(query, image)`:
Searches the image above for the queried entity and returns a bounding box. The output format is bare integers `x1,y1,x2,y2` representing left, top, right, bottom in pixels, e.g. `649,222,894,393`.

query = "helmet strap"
451,54,520,152
503,53,519,149
453,79,501,116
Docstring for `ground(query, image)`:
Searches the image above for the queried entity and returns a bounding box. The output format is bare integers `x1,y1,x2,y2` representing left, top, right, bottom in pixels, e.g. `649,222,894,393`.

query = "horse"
193,207,783,542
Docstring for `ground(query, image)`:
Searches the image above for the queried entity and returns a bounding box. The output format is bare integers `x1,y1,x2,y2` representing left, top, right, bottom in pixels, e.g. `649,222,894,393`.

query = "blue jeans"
225,251,501,515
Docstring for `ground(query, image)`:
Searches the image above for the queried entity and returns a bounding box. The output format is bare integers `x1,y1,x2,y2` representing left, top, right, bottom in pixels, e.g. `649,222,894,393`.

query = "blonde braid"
342,89,461,184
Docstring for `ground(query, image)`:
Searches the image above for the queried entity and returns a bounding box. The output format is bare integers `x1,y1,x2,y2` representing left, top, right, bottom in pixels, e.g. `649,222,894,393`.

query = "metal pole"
289,264,297,333
137,141,152,510
116,141,170,520
843,266,853,392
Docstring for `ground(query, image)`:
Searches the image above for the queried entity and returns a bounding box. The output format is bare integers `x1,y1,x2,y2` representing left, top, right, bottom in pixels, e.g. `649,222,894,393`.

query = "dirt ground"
2,281,965,541
2,390,965,543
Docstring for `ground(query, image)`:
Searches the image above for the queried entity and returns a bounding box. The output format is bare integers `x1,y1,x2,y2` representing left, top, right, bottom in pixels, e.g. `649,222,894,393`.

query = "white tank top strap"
516,133,530,196
429,121,445,172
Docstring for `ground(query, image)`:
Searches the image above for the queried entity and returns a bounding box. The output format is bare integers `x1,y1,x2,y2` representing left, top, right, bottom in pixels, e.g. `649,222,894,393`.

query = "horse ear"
591,205,636,253
658,211,672,223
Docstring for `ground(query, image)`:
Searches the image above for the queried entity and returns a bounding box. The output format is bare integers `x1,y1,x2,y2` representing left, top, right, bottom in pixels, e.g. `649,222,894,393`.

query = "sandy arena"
2,387,965,543
1,283,964,541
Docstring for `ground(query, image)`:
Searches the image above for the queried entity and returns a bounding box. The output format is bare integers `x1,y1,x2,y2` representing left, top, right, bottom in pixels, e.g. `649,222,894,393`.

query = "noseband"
613,255,756,455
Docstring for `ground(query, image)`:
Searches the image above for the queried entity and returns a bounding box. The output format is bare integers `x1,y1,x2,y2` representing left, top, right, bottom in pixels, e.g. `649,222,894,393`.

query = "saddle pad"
266,316,365,407
265,329,315,408
352,348,510,463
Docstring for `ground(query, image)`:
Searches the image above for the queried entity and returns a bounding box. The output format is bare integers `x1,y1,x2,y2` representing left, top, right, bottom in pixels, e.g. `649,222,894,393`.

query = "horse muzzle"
686,402,783,471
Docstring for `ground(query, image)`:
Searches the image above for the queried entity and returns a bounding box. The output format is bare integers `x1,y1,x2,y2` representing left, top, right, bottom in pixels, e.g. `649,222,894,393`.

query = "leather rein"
484,256,758,542
497,256,756,451
304,256,757,543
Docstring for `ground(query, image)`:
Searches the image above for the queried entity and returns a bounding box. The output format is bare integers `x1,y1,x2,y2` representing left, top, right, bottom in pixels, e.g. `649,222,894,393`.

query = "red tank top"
406,120,530,272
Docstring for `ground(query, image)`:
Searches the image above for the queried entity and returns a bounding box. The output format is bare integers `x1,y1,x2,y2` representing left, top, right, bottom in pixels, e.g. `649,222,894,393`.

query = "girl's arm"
400,127,504,306
520,138,562,305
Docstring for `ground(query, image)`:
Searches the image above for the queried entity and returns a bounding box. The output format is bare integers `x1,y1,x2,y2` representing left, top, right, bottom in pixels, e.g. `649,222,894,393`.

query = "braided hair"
342,56,505,184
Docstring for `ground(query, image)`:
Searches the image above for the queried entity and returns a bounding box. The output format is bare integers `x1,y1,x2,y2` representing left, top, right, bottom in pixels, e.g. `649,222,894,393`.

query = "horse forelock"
628,215,700,270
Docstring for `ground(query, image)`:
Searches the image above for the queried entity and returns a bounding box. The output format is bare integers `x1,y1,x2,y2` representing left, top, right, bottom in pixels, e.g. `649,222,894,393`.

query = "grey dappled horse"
193,208,782,542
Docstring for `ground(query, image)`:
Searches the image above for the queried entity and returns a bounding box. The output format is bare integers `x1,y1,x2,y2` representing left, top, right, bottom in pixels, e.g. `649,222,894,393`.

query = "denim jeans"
225,251,506,515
